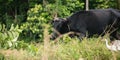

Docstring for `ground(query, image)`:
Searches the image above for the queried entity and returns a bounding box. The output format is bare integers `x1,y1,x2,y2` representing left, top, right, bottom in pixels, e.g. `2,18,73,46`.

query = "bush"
20,0,84,42
0,24,22,49
0,24,38,55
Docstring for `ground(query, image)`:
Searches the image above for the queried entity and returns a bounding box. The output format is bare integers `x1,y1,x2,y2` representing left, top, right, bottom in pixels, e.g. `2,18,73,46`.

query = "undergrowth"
1,36,120,60
0,25,120,60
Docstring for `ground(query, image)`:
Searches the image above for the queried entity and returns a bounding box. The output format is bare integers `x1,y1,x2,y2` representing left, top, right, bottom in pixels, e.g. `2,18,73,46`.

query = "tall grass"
1,37,120,60
0,27,120,60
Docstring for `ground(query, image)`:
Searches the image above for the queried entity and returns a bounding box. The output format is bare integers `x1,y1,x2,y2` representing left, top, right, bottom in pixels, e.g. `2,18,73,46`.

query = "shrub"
0,24,22,49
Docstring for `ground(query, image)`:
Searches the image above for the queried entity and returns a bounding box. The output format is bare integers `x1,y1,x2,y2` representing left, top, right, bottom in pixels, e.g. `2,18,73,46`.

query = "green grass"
0,25,120,60
1,37,120,60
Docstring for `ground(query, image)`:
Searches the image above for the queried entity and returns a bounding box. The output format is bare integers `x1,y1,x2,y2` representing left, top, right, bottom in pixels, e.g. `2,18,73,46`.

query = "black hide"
51,8,120,40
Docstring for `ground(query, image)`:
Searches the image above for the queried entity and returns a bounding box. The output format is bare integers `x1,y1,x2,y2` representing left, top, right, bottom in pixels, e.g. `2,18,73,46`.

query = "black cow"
51,8,120,40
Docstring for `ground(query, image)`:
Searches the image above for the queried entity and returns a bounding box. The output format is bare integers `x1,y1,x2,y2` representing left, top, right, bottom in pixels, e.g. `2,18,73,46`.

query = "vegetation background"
0,0,120,60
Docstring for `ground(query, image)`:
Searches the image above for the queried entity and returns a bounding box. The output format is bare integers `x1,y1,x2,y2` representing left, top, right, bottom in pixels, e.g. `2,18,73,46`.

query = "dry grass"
0,49,31,60
41,24,50,60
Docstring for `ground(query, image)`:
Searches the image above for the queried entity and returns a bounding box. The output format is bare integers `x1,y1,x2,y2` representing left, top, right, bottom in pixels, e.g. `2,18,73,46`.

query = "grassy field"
0,36,120,60
0,26,120,60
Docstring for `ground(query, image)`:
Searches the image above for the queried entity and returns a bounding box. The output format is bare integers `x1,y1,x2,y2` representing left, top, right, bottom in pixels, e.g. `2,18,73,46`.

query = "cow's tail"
110,8,120,18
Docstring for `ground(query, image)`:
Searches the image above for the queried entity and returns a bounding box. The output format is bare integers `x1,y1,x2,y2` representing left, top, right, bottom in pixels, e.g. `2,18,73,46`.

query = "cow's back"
68,9,114,36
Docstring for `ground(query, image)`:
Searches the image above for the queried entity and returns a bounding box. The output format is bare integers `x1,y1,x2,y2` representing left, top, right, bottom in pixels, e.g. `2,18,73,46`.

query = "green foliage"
89,0,116,9
0,0,28,26
21,4,48,41
16,41,38,55
0,24,22,49
46,0,84,17
62,0,84,12
0,23,38,55
20,0,84,42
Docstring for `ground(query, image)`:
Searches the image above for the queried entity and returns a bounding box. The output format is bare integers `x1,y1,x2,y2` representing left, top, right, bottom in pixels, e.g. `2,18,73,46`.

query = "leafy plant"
20,0,84,42
0,24,22,49
89,0,116,9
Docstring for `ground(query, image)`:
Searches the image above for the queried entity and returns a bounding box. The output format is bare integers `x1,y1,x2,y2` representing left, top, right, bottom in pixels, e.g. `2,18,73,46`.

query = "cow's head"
50,17,69,40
